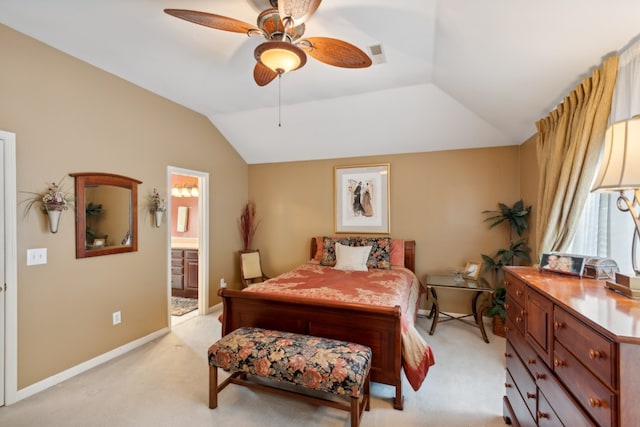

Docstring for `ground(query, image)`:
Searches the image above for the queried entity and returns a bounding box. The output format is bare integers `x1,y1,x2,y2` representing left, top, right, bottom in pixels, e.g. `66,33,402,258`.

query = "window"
568,191,636,274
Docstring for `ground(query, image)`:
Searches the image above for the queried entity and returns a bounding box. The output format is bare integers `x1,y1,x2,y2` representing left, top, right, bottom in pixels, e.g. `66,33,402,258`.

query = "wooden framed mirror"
70,172,142,258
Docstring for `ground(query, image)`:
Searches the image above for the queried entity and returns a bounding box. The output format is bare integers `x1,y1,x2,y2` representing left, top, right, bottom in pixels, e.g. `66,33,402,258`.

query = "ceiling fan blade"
164,9,257,34
254,62,279,86
278,0,321,26
300,37,372,68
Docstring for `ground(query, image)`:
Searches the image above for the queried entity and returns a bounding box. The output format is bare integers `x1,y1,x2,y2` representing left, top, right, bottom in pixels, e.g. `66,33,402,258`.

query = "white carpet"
0,311,507,426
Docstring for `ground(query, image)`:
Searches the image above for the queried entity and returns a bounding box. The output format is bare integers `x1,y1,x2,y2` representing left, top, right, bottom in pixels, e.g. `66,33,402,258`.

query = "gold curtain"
535,55,618,258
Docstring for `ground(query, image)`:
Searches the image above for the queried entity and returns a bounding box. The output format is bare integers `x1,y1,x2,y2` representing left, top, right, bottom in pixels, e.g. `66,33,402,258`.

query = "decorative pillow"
313,236,324,260
390,239,405,266
320,236,353,266
353,237,391,269
333,243,372,271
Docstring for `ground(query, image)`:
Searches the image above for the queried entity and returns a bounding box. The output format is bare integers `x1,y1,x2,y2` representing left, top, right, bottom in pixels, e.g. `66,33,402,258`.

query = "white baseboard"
12,327,170,404
207,302,222,313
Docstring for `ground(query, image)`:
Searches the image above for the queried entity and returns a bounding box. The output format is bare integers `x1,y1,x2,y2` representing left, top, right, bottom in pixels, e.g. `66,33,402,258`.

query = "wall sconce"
592,116,640,292
171,184,199,198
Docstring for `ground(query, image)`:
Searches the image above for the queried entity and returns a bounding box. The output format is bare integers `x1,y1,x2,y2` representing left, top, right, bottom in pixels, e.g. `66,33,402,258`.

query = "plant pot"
492,315,506,337
154,210,163,228
44,203,65,233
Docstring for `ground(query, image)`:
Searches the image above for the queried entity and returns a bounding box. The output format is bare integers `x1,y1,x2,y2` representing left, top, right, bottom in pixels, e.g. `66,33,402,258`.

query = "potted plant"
238,201,259,251
481,199,531,336
487,287,507,337
147,188,167,227
21,178,74,233
85,201,104,244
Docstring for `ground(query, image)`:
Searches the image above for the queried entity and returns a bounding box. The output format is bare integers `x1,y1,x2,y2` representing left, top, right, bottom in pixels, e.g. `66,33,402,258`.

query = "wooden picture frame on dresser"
502,266,640,427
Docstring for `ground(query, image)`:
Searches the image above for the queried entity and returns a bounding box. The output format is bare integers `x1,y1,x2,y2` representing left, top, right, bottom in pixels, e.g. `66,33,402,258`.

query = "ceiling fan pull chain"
278,73,282,127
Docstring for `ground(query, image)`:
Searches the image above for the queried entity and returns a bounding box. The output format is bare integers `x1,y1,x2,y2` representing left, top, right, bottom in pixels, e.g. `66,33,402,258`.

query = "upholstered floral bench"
208,327,372,427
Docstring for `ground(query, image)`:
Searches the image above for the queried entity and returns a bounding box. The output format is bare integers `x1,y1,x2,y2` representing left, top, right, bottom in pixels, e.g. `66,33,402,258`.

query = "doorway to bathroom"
167,167,209,327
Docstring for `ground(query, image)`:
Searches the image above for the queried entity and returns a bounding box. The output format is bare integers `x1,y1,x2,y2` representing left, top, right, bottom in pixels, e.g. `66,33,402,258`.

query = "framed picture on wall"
334,163,390,234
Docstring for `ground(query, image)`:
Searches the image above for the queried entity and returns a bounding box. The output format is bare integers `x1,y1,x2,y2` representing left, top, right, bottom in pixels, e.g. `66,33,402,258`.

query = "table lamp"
591,116,640,294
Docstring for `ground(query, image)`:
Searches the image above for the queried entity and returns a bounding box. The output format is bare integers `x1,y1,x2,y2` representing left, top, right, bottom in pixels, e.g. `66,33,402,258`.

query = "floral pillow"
353,237,391,269
320,236,354,266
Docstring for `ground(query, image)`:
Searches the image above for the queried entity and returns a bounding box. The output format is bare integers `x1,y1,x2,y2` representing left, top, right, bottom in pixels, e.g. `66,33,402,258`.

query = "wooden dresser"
171,248,198,298
503,266,640,427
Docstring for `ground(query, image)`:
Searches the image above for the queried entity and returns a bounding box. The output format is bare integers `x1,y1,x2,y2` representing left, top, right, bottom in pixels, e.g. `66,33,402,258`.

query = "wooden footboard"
219,288,404,409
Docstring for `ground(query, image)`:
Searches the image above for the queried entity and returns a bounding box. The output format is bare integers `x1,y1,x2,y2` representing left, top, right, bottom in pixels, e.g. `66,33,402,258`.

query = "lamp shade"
592,116,640,192
254,41,306,74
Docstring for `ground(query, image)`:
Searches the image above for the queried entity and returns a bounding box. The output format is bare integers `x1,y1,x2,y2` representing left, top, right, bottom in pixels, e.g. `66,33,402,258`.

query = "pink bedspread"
243,261,435,391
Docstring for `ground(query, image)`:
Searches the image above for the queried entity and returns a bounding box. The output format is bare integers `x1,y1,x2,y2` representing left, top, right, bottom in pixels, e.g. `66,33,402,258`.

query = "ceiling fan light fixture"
255,41,306,74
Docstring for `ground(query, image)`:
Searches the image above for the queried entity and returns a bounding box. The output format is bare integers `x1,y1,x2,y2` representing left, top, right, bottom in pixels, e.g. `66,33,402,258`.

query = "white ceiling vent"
368,44,386,65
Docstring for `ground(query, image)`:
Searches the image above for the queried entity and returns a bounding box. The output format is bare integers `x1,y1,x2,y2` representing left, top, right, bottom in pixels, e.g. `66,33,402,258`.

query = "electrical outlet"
112,311,121,325
220,278,227,288
27,248,47,266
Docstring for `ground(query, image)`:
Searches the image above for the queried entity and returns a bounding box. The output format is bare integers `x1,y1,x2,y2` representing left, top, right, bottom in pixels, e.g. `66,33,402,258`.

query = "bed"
218,237,435,410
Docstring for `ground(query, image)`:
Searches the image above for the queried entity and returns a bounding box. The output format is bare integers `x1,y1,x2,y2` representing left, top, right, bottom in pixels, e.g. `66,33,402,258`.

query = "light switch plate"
27,248,47,266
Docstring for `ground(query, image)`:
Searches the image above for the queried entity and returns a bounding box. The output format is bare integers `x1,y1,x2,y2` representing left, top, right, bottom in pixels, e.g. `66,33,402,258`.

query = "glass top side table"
423,274,494,343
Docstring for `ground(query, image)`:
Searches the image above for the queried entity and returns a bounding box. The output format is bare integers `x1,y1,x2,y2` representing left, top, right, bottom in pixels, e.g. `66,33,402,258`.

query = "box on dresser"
502,266,640,427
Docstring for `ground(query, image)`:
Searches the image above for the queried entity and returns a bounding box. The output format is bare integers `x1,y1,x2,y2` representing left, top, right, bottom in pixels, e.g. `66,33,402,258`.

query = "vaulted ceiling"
2,0,639,164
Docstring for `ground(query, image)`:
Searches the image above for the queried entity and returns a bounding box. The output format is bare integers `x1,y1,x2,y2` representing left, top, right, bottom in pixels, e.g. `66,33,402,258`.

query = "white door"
0,133,6,406
0,131,21,405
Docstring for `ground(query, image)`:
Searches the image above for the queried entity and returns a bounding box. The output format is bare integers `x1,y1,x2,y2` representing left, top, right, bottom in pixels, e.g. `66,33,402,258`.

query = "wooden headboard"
310,238,416,273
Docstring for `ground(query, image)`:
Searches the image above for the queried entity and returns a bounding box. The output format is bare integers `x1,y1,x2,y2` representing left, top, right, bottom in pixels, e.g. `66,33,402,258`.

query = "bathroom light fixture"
172,184,199,198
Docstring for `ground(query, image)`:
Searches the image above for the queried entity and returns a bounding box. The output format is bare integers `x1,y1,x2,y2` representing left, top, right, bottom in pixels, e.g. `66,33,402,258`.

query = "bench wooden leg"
350,396,359,427
209,366,218,409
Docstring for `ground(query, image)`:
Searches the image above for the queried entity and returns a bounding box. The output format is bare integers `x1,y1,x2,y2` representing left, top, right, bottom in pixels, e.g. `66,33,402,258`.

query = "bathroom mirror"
70,172,142,258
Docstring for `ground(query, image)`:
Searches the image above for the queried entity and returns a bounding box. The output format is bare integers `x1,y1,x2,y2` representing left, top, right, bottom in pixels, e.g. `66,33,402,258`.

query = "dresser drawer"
507,321,540,379
505,369,537,427
535,355,596,427
505,272,527,307
553,342,616,427
171,249,183,259
506,341,537,420
184,249,198,260
505,295,525,335
171,275,183,289
171,266,183,275
554,306,616,389
171,259,183,268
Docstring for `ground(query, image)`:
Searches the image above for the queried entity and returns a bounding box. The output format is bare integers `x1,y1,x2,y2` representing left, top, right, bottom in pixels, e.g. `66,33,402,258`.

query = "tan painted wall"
0,24,248,388
248,147,523,312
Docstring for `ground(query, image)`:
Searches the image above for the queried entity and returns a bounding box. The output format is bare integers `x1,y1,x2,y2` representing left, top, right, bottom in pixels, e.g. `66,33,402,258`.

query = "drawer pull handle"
504,326,510,332
515,316,523,323
516,290,523,296
505,303,511,310
520,309,525,316
504,352,512,358
588,397,603,407
505,383,512,388
527,359,536,365
554,359,566,367
526,392,535,399
554,321,564,330
589,349,602,359
505,280,510,287
535,372,546,380
537,411,549,419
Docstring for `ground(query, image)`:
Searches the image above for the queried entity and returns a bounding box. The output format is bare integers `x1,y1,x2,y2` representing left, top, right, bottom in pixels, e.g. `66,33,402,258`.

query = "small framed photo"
464,261,482,280
539,252,586,277
93,238,105,248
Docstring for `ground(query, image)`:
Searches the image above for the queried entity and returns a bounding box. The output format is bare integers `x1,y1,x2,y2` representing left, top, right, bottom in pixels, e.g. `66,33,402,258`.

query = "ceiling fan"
164,0,372,86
